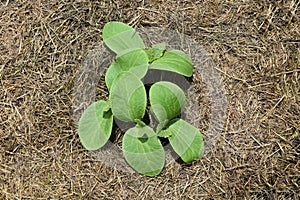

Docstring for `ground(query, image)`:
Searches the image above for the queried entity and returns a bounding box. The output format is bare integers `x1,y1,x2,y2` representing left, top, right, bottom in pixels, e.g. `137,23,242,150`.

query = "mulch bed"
1,0,299,199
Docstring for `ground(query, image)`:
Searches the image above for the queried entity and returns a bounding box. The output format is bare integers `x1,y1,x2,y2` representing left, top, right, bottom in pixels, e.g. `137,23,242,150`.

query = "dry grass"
1,0,299,199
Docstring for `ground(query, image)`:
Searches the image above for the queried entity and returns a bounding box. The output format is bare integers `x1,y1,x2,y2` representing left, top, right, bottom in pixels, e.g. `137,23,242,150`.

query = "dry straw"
1,0,299,199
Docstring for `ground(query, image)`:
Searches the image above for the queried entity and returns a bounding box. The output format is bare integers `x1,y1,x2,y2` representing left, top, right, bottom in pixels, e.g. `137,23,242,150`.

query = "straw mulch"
1,0,299,199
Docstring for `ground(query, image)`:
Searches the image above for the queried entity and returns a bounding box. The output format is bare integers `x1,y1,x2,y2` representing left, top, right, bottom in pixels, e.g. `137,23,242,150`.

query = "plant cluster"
78,22,204,176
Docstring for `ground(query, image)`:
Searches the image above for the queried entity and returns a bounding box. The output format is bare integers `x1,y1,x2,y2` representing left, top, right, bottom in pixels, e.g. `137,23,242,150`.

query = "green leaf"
116,49,149,76
105,49,149,91
157,128,173,138
167,119,204,163
78,100,113,150
155,121,169,133
149,50,193,77
105,62,121,91
146,43,166,62
110,72,146,122
149,81,186,125
103,21,145,56
122,125,165,176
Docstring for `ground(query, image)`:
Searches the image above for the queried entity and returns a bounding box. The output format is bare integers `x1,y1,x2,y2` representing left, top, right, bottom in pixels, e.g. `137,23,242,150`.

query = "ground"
1,0,299,199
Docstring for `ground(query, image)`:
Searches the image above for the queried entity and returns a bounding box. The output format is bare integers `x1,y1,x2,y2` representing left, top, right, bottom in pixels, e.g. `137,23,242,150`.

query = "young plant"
78,21,204,176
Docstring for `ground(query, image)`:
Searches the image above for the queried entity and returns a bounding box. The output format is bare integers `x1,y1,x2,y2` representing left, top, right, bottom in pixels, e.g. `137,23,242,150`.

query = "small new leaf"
157,128,173,138
146,43,166,62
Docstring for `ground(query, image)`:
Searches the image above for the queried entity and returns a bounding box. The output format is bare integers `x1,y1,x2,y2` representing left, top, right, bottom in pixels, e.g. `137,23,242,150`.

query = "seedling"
78,22,204,176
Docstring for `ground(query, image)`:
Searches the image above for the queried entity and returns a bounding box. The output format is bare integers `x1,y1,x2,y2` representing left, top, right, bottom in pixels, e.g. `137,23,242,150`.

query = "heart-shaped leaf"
165,119,204,162
149,81,186,127
110,72,146,122
103,21,145,56
122,125,165,176
149,50,193,77
78,100,113,150
105,49,149,91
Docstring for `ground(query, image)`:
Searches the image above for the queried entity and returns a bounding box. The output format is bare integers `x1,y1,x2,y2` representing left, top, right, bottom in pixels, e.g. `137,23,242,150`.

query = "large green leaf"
149,81,186,127
149,50,193,77
110,72,146,122
122,125,165,176
78,100,113,150
166,119,204,163
105,49,149,91
102,21,145,56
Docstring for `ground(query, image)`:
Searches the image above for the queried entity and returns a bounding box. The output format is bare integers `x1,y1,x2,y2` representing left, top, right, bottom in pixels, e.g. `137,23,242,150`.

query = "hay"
1,0,299,199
